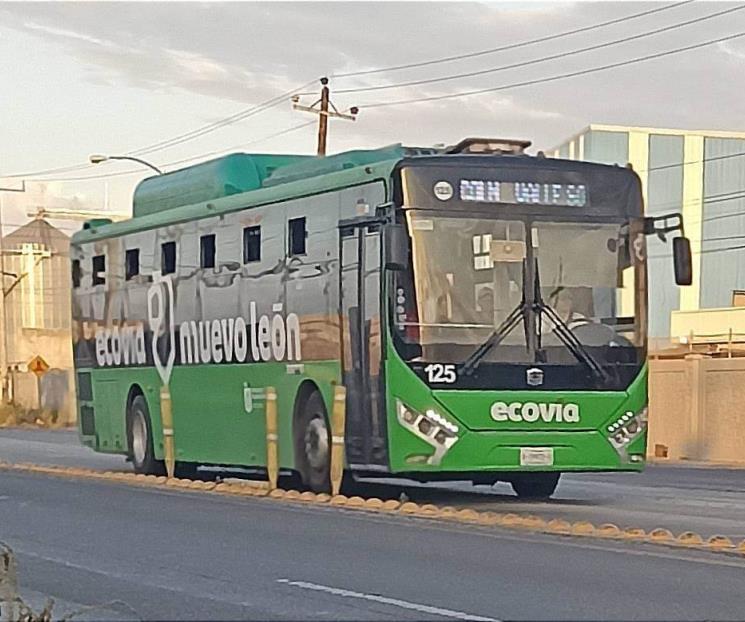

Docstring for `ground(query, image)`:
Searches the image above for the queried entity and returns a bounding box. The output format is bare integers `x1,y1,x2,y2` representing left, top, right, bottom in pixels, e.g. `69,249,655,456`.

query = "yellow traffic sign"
28,355,50,378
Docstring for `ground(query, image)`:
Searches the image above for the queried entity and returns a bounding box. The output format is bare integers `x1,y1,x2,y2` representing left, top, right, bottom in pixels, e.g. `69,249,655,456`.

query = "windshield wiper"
538,302,609,384
462,267,610,384
533,262,608,384
461,300,525,375
530,257,608,384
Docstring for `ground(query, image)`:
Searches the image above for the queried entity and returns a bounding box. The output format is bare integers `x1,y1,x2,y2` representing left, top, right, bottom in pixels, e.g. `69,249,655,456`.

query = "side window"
161,241,176,275
92,255,106,286
289,217,306,256
71,259,81,288
243,226,261,263
125,249,140,281
200,234,216,269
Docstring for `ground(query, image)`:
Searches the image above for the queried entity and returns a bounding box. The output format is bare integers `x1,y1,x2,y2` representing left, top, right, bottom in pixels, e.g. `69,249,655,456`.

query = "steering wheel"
566,317,593,329
568,320,633,348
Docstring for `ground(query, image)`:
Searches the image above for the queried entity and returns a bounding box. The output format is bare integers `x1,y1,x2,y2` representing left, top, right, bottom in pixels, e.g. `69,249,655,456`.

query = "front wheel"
127,395,165,476
510,472,560,499
294,391,331,493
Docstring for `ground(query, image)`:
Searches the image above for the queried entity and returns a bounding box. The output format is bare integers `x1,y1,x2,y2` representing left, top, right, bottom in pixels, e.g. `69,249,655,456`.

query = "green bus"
71,137,691,498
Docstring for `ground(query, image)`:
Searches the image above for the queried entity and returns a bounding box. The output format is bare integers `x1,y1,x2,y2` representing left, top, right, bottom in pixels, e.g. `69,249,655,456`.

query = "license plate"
520,447,554,467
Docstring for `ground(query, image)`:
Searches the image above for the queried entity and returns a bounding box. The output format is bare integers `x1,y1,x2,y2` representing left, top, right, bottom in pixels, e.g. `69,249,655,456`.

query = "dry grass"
0,405,64,429
1,542,139,621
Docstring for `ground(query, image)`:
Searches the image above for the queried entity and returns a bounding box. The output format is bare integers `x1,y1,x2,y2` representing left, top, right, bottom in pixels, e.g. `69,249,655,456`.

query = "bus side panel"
165,360,339,469
73,180,385,470
79,366,163,457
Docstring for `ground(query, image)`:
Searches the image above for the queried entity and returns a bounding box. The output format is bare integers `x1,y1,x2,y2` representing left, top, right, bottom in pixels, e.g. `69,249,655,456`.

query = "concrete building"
0,217,75,422
551,124,745,347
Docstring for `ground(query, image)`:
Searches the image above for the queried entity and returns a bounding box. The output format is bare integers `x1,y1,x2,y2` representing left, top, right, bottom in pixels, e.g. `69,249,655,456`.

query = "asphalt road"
0,428,122,471
1,428,744,540
1,469,745,621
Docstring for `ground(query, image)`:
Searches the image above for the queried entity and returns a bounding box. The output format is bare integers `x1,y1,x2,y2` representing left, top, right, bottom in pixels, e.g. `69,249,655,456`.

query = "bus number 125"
424,363,457,384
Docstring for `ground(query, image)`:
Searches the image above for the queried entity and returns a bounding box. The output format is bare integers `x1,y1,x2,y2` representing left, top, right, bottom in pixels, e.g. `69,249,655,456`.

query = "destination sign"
458,179,587,207
400,164,640,218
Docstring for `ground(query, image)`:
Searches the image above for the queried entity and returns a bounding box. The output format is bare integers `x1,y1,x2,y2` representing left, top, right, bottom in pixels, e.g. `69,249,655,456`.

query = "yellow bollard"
265,387,278,490
330,384,347,496
160,384,175,479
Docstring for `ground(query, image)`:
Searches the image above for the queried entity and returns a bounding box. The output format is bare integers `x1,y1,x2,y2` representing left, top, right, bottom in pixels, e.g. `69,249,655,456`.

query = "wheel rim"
131,412,147,466
304,416,329,472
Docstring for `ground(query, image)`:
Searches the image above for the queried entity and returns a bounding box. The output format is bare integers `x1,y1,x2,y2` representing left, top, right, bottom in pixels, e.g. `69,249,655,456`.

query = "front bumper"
389,428,647,474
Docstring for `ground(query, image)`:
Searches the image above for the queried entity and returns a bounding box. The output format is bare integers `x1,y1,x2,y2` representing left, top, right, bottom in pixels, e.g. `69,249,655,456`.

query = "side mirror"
673,237,692,286
384,224,408,271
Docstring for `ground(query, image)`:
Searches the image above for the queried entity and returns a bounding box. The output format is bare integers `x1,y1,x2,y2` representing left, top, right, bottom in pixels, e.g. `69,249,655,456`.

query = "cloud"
164,49,231,81
0,180,107,234
22,20,117,48
2,0,745,155
0,2,637,101
718,40,745,62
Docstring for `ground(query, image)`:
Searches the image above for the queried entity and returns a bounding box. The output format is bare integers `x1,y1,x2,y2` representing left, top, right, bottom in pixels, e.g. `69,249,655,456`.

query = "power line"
627,185,745,215
650,241,745,259
688,196,745,227
34,120,317,183
160,119,317,167
334,4,744,95
331,0,694,79
2,162,94,179
129,97,287,156
292,78,358,156
358,30,745,109
129,79,316,156
2,79,317,180
698,234,745,242
643,148,745,174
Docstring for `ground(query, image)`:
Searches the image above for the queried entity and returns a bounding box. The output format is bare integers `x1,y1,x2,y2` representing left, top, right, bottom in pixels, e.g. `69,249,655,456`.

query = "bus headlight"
606,406,648,453
396,400,460,466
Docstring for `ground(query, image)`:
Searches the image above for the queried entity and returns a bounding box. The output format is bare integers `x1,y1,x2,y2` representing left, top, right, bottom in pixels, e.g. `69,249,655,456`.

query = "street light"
89,154,163,175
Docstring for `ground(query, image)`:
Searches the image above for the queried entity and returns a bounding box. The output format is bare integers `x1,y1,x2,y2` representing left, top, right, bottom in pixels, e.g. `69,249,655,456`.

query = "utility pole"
0,181,26,403
292,77,358,156
317,80,330,158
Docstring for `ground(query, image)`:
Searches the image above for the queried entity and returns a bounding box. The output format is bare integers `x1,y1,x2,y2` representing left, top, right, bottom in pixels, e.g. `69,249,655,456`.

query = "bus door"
339,219,388,469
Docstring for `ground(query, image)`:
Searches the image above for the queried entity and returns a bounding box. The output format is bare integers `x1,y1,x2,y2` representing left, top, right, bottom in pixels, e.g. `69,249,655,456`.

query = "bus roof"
72,144,407,243
72,142,641,244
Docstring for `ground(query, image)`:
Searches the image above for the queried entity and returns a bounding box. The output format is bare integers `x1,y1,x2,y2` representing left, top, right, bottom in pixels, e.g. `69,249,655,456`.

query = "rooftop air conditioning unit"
446,137,532,155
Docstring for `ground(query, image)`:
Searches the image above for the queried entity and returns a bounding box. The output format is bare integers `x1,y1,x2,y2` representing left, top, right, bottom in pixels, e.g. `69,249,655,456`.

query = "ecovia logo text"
93,274,301,386
490,401,580,423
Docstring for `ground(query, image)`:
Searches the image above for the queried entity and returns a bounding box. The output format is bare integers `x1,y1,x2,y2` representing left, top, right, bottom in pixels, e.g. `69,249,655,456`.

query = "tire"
510,472,560,500
294,390,331,493
127,395,165,476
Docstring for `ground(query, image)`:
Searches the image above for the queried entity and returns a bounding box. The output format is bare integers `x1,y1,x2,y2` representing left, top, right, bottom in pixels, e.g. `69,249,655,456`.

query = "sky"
1,0,745,233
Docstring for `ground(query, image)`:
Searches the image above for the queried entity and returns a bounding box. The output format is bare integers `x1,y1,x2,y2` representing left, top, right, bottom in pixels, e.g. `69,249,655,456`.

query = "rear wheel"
510,472,560,499
294,391,331,493
127,395,165,476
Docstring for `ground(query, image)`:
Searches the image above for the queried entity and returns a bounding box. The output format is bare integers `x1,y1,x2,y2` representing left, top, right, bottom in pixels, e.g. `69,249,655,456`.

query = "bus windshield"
393,211,645,377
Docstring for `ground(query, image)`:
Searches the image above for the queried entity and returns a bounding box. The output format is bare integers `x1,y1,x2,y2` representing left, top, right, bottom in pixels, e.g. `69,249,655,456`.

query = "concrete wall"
5,329,76,425
670,306,745,342
8,367,75,426
649,355,745,464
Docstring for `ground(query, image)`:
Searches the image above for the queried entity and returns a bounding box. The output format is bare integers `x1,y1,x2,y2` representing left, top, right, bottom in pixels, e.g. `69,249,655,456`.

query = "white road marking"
277,578,498,621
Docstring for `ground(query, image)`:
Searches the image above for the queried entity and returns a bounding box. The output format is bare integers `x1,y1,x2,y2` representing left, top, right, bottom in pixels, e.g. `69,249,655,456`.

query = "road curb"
2,461,743,559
